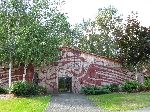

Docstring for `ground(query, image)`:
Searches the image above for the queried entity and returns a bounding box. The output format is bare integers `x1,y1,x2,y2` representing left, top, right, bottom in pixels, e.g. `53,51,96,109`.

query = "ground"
0,94,50,112
88,92,150,111
45,93,150,112
45,93,103,112
1,92,150,112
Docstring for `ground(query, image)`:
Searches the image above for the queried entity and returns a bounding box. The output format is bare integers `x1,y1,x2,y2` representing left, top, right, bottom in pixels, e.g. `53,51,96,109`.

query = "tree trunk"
8,62,12,89
135,66,138,80
23,64,27,82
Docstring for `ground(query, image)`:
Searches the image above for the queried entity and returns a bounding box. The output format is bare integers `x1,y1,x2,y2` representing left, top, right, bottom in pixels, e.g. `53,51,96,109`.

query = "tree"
115,12,150,71
0,0,72,87
74,19,98,53
74,6,122,58
95,6,122,58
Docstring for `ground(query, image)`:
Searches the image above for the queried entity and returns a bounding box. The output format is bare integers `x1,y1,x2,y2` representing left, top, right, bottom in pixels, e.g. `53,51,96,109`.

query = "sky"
61,0,150,26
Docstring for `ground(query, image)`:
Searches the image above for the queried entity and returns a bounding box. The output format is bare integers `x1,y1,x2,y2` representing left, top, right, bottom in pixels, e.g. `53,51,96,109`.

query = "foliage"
0,87,8,94
144,77,150,90
88,92,150,111
115,12,150,70
95,6,122,58
0,0,72,67
0,0,72,87
74,6,122,58
36,85,47,95
11,81,47,96
103,84,120,92
0,95,51,112
81,86,111,95
121,80,142,92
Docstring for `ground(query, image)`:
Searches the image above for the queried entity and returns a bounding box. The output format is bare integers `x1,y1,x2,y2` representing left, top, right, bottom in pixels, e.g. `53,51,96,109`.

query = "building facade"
0,47,135,93
38,47,134,93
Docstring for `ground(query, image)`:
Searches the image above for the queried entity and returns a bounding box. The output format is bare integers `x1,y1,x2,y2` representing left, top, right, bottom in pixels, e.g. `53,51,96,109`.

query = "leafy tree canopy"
115,13,150,70
0,0,72,67
73,6,123,58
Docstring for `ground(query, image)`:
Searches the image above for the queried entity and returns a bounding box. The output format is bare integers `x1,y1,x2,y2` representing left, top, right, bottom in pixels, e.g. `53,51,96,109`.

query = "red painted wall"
0,47,134,93
0,64,34,87
38,47,135,93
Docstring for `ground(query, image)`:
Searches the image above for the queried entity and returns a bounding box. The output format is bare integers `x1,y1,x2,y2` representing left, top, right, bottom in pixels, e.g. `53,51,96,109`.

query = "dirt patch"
0,94,15,100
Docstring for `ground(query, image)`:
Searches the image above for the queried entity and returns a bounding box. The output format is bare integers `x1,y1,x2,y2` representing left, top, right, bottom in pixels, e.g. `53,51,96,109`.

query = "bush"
81,86,111,95
81,86,93,95
103,84,120,92
121,80,142,93
11,81,47,96
0,87,8,94
35,85,47,95
144,77,150,90
138,84,145,92
109,84,120,92
94,88,111,95
11,81,31,96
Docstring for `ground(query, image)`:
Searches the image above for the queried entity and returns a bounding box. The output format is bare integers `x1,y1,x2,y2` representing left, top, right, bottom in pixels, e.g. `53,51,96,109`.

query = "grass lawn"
0,95,51,112
88,92,150,111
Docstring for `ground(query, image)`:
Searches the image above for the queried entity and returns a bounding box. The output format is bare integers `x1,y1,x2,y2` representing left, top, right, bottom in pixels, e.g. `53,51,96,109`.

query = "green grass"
0,95,51,112
88,92,150,111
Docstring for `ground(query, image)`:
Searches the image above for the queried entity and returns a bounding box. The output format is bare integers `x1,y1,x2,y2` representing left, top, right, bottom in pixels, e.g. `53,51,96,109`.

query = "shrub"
80,86,93,95
102,84,120,92
144,77,150,90
0,87,8,94
121,80,142,93
94,88,110,95
138,84,145,92
11,81,47,96
109,84,120,92
81,86,110,95
11,81,32,96
35,85,47,95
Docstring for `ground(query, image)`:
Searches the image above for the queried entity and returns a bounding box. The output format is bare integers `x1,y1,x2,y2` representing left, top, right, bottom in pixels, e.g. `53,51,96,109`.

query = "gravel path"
45,93,107,112
45,93,150,112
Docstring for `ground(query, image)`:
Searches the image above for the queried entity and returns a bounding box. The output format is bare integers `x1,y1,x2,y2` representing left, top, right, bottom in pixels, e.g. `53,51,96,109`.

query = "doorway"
58,77,72,93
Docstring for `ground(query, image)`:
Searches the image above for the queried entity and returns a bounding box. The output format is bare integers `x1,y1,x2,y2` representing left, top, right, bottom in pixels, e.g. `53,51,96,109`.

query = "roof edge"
60,47,120,64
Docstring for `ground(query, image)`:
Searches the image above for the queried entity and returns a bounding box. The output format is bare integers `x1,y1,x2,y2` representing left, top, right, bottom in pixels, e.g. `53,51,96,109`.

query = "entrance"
58,77,72,93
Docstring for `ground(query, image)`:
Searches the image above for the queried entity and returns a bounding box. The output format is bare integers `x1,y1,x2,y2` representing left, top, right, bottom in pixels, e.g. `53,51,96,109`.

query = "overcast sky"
61,0,150,26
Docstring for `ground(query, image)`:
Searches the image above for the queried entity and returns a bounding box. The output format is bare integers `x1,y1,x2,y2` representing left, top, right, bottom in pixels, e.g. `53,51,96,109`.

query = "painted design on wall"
38,65,58,93
38,47,135,93
0,64,34,87
0,47,134,93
